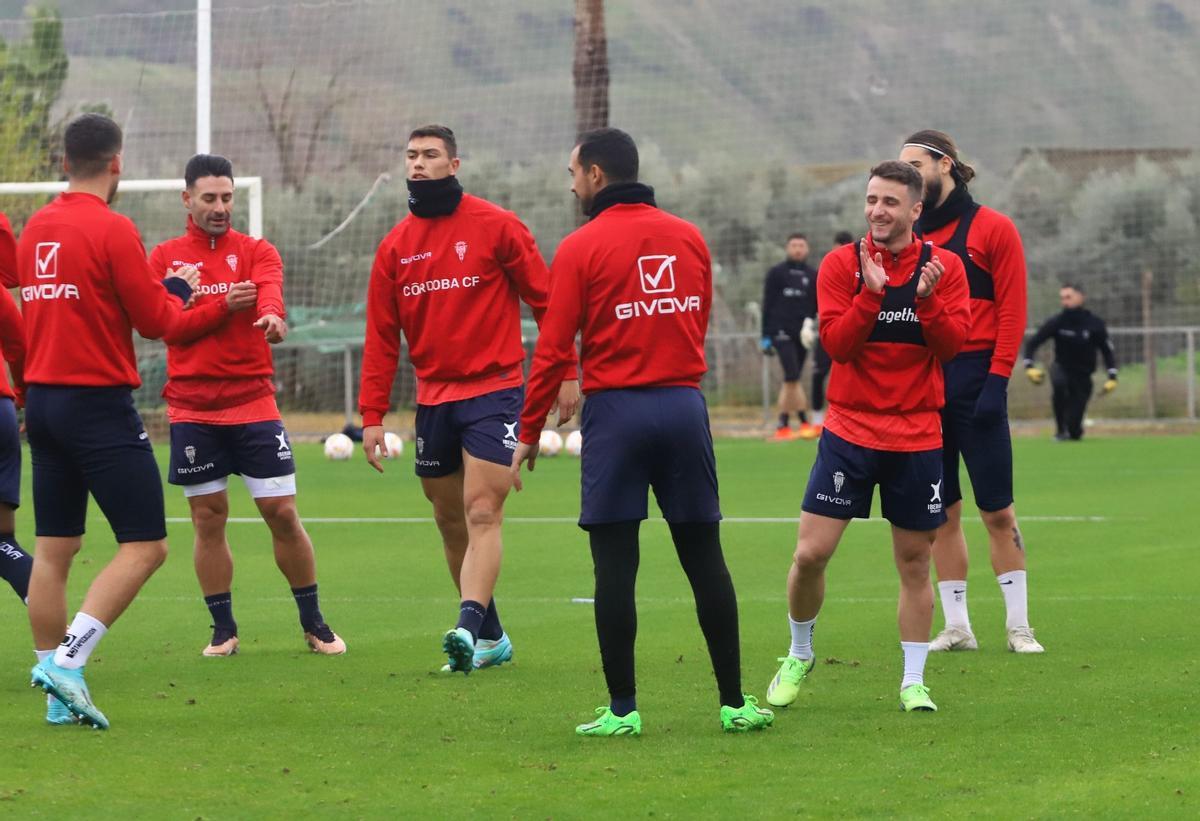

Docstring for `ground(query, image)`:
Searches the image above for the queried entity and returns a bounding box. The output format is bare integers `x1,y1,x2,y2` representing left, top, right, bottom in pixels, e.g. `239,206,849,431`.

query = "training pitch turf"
0,434,1196,818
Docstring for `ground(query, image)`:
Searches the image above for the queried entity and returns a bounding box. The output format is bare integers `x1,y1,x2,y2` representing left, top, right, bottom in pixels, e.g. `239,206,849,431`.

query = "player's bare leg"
189,491,239,656
421,467,468,590
768,513,848,707
980,504,1042,652
893,525,938,710
254,493,343,654
440,453,513,673
27,536,81,652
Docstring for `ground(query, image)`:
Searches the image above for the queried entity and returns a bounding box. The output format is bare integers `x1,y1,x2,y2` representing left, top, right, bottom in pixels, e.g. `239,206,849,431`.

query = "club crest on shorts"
417,437,424,456
184,444,196,465
833,470,845,494
454,240,467,261
226,254,238,272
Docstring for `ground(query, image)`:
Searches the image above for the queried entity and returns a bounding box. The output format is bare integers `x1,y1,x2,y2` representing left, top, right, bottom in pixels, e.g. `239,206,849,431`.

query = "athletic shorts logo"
833,470,845,494
928,479,943,514
454,240,467,261
185,445,196,465
226,254,238,272
35,242,60,279
275,431,293,461
416,437,424,456
637,254,677,294
502,422,518,451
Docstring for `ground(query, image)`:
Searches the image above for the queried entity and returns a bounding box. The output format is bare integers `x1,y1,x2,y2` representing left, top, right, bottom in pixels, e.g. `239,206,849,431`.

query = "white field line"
135,593,1196,604
165,515,1122,525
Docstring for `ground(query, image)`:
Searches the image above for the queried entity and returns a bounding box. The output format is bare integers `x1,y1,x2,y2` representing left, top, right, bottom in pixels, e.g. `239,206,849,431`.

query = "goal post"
0,177,264,238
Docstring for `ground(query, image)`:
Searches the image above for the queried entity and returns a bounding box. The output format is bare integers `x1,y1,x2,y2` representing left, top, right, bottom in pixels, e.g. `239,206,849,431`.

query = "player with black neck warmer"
900,129,1044,657
361,124,579,677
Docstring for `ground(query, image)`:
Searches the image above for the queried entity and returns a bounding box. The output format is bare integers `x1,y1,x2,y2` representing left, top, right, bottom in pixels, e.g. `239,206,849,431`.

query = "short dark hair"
63,113,123,180
185,154,234,187
576,127,639,184
1060,282,1085,294
408,124,457,158
833,231,854,245
903,129,977,185
786,232,807,243
868,160,924,204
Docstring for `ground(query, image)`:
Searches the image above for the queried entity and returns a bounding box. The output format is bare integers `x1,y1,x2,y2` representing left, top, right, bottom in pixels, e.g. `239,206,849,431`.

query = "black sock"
588,520,641,713
204,591,237,633
478,599,504,641
798,410,808,424
0,533,31,602
668,521,744,709
291,583,325,631
777,413,789,429
456,599,487,642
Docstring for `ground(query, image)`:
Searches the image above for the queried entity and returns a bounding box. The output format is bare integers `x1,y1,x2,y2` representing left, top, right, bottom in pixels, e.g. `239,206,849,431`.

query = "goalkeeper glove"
761,337,775,356
799,317,817,351
1024,359,1045,385
1102,369,1118,394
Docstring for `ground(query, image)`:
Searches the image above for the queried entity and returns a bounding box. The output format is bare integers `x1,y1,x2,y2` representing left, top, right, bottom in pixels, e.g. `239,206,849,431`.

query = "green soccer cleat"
45,693,77,726
575,707,642,737
721,695,775,732
441,627,475,676
766,655,814,707
899,683,938,712
31,658,109,730
441,632,515,673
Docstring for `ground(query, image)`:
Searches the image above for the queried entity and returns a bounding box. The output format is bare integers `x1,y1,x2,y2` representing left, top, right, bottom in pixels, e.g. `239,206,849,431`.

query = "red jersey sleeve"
984,215,1027,378
0,286,26,402
148,243,231,346
251,240,285,319
916,253,971,362
497,215,579,371
0,213,16,290
108,221,188,341
359,239,401,427
817,251,886,364
519,239,586,445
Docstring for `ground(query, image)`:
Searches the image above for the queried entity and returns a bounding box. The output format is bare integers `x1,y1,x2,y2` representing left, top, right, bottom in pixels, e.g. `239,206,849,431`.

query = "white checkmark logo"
35,242,60,279
637,255,677,293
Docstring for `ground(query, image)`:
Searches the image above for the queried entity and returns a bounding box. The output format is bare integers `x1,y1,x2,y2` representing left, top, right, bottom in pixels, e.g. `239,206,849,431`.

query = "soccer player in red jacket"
900,130,1043,654
361,124,579,673
512,128,774,736
0,213,30,608
20,114,200,728
149,154,346,658
764,161,970,714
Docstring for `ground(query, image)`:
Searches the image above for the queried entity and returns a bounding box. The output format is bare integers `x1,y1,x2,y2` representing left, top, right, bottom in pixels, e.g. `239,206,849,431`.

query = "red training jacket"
360,193,569,425
0,211,25,402
918,204,1026,378
519,202,711,445
819,234,970,452
18,192,212,387
148,218,284,411
0,212,16,289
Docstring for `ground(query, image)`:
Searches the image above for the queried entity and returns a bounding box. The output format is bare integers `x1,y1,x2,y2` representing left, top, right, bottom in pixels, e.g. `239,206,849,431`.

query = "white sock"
788,615,816,660
54,612,108,670
900,641,930,690
35,649,53,664
937,580,971,630
997,570,1029,630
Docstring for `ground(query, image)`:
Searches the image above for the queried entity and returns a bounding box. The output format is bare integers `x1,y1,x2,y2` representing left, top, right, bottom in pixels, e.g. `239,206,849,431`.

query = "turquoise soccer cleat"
441,627,475,676
45,693,77,726
441,632,516,672
31,658,109,730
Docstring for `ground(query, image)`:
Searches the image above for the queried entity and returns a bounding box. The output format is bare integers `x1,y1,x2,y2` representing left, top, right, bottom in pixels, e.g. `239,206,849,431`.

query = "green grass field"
1,435,1196,818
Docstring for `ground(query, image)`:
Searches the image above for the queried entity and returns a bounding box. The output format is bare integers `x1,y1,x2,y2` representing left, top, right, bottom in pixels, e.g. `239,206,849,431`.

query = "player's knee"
259,498,302,534
792,540,832,572
464,498,503,530
191,499,229,536
980,505,1016,534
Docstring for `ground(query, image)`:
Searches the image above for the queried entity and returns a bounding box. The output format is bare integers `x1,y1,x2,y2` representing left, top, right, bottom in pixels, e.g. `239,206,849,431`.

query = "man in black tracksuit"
761,233,818,439
1023,283,1117,440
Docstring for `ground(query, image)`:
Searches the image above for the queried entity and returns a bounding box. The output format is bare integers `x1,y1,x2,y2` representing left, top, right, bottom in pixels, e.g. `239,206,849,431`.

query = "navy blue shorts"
579,386,721,528
168,420,296,495
771,331,806,382
802,429,946,531
25,385,166,543
941,350,1014,512
413,386,524,478
0,397,20,509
